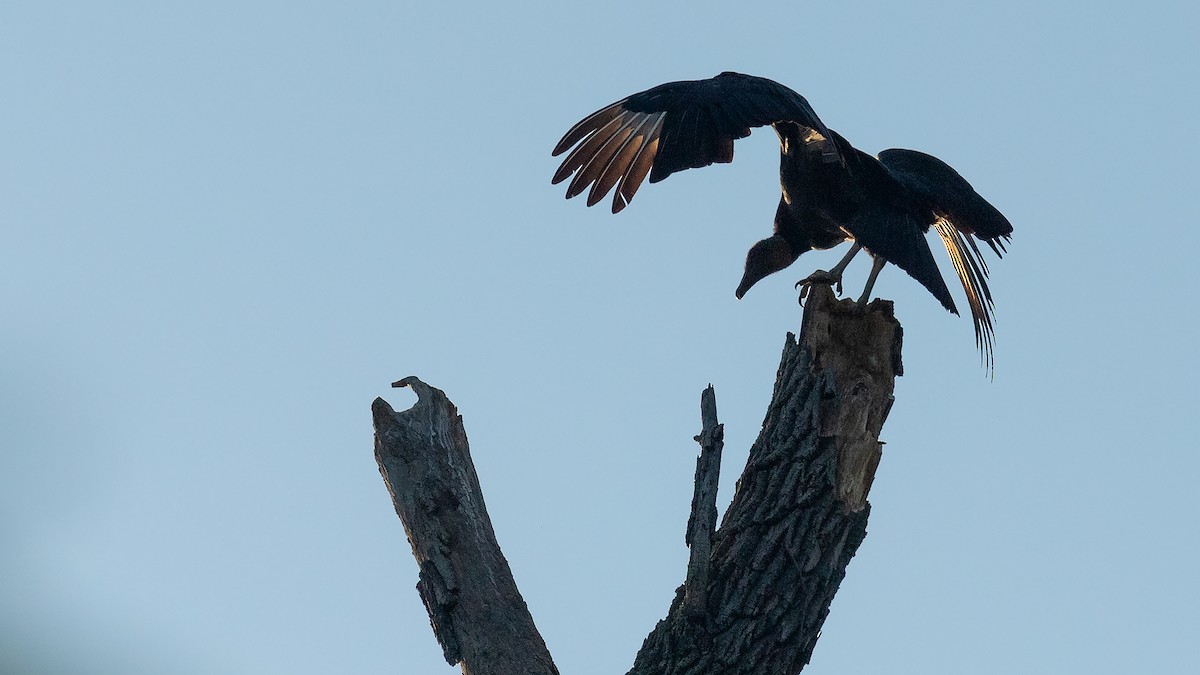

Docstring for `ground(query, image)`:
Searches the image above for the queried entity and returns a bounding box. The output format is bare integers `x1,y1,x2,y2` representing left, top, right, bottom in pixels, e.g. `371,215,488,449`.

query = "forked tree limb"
372,378,558,675
374,283,901,675
626,284,902,675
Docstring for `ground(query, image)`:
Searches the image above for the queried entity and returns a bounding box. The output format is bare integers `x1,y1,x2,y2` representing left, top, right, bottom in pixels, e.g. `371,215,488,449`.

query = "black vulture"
551,72,1013,370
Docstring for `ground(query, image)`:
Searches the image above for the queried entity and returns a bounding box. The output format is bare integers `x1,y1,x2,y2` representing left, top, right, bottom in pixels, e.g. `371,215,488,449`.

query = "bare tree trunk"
626,285,902,675
372,284,901,675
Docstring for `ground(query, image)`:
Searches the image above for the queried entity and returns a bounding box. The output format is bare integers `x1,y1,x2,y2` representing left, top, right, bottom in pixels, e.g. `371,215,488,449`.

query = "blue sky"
2,1,1198,673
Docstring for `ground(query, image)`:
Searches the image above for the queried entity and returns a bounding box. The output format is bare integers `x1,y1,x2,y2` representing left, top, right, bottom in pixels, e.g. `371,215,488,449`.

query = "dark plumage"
551,72,1013,370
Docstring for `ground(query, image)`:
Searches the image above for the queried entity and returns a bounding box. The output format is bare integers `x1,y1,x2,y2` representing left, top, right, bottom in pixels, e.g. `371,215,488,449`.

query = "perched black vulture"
551,72,1013,370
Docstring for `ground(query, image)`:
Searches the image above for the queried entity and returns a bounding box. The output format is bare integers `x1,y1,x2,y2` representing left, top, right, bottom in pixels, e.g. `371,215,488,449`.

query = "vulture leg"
856,254,888,307
795,242,862,304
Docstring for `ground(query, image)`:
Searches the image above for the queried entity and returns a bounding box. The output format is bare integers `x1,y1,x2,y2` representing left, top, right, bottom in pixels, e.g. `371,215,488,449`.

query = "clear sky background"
2,1,1197,673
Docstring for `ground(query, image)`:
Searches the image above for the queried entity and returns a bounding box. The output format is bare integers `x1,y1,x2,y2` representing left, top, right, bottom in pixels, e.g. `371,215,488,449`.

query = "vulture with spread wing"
551,71,1013,371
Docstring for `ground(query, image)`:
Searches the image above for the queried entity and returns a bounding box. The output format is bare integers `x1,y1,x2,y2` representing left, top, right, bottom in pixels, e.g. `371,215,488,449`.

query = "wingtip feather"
933,220,999,375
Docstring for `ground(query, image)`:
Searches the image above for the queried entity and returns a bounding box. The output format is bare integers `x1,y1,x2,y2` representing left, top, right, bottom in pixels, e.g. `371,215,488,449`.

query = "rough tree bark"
372,379,558,675
373,284,902,675
626,284,902,675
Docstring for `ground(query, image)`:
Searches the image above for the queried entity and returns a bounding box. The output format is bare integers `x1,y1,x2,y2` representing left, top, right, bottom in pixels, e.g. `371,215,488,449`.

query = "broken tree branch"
685,385,724,617
372,377,558,675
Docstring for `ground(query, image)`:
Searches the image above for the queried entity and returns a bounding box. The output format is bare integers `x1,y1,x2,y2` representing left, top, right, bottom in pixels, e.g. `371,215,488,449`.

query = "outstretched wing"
877,149,1014,371
551,72,832,213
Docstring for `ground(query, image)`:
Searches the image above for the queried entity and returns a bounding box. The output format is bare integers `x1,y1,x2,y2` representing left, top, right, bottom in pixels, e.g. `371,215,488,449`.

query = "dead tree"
372,285,902,674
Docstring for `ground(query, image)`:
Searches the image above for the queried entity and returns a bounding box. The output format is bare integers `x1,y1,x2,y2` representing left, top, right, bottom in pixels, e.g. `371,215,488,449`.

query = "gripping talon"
794,269,844,305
